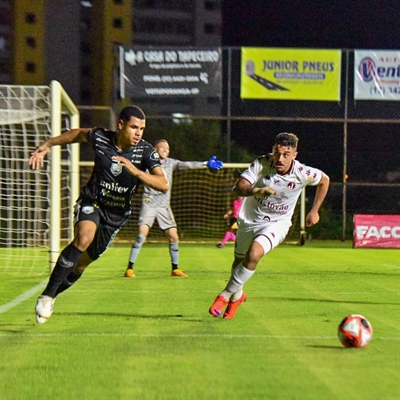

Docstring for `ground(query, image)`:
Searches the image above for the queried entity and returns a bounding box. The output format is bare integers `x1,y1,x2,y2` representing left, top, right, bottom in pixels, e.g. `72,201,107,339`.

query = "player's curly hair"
275,132,298,149
119,105,146,121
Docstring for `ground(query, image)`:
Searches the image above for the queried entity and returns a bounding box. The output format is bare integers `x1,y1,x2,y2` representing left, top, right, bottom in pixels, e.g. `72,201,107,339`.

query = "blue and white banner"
354,50,400,100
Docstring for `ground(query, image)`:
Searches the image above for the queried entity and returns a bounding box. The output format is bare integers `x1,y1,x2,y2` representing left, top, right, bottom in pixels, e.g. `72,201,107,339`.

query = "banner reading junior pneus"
241,48,341,101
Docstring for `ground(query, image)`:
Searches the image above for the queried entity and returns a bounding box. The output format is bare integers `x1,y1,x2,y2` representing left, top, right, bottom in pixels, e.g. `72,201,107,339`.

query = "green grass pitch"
0,242,399,399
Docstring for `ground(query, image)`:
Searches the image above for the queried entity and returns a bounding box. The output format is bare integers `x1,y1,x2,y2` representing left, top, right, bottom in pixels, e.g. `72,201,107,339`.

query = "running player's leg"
210,222,289,318
41,219,97,298
36,206,99,323
54,251,93,297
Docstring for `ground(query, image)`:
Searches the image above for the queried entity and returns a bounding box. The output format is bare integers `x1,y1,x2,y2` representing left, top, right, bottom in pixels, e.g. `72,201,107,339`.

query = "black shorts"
74,200,124,261
229,217,238,228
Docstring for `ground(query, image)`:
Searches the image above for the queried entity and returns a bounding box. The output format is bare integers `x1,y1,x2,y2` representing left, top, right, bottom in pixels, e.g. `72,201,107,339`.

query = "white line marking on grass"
382,264,400,269
73,289,397,295
0,332,398,341
0,280,46,314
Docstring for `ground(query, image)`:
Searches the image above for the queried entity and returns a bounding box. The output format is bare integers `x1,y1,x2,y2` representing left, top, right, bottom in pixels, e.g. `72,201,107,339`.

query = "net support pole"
50,81,62,271
300,187,306,237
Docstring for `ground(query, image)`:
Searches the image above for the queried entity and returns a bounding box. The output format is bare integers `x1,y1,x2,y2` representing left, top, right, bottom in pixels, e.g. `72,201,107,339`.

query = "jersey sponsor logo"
356,225,400,239
111,161,123,176
100,180,129,193
81,206,94,214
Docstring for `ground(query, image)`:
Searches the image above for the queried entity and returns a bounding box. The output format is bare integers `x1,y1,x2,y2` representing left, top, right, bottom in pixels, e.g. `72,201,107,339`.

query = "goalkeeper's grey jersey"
142,158,204,207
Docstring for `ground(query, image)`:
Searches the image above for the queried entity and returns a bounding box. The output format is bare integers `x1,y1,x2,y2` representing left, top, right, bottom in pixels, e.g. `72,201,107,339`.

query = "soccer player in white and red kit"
209,132,330,319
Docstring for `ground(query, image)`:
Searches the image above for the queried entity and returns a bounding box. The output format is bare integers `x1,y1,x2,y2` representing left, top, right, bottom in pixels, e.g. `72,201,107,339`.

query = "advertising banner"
353,214,400,248
240,48,341,101
354,50,400,100
119,46,222,98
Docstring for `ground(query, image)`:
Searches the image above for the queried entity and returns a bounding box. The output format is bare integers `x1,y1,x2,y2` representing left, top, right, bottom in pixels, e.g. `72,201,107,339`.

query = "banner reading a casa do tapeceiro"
354,50,400,100
240,48,341,101
119,46,222,99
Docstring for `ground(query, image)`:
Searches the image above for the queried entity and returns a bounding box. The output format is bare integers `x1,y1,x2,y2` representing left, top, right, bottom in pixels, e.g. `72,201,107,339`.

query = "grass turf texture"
0,242,399,400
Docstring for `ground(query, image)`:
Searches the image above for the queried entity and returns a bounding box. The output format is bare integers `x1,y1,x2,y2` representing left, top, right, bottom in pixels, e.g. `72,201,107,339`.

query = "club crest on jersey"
111,160,123,176
150,151,160,161
287,182,296,189
81,206,94,214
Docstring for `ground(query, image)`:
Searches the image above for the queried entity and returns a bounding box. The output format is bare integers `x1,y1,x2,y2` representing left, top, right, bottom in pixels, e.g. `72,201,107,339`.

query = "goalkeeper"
125,139,223,278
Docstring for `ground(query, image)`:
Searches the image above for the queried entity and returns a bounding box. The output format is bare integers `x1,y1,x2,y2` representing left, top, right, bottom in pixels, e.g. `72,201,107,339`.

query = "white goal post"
0,81,80,272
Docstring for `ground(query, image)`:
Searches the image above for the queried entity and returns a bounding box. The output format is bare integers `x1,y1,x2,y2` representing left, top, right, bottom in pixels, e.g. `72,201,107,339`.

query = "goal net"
0,82,80,273
79,163,305,245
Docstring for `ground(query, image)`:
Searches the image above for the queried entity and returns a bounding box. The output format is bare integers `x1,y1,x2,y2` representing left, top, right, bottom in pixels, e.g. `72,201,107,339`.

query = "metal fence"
78,48,400,241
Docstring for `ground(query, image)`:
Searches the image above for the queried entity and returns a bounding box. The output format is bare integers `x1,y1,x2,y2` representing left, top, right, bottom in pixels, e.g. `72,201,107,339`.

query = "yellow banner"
241,48,341,101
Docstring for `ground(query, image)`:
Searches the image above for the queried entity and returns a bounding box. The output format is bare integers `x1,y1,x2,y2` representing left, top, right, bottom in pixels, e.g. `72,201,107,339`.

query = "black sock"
172,263,178,270
54,271,83,297
127,262,134,270
42,244,82,298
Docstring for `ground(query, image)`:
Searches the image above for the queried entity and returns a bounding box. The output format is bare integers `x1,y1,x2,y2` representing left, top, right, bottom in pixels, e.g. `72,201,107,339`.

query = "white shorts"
138,203,177,231
234,219,291,258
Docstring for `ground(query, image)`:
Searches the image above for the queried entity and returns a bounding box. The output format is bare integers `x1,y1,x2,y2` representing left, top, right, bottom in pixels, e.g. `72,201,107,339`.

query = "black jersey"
79,127,161,226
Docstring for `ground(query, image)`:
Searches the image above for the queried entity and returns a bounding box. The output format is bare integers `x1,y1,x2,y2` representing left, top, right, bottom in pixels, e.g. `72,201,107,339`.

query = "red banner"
353,214,400,248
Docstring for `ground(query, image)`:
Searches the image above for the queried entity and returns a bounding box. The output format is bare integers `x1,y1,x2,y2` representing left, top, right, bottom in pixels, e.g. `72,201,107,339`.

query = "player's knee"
253,235,272,256
134,233,146,247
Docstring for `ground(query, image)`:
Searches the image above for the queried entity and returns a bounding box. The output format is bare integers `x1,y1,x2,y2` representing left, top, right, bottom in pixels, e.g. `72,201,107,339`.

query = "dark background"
222,0,399,49
218,1,399,183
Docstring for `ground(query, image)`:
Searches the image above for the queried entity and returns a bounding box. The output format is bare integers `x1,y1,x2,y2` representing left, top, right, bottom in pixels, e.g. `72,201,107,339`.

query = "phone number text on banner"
354,50,400,101
120,47,222,98
240,48,341,101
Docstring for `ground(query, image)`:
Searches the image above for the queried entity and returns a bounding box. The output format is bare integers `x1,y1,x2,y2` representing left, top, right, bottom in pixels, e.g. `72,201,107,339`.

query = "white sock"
232,288,243,302
219,263,254,300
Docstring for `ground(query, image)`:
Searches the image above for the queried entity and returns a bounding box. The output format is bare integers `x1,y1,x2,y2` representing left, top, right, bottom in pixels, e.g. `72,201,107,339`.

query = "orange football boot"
223,292,247,319
209,295,228,317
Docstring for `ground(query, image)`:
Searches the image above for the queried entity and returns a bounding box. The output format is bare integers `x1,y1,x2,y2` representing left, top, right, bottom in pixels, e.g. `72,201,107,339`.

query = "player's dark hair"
119,105,146,122
275,132,298,149
154,139,168,146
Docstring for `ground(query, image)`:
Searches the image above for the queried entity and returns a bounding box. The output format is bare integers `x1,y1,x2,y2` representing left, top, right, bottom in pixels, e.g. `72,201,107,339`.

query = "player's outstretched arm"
233,178,276,198
112,157,169,193
29,128,90,170
305,172,330,227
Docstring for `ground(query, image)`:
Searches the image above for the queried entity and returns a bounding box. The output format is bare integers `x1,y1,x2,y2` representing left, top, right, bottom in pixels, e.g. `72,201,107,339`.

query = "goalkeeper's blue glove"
206,155,223,172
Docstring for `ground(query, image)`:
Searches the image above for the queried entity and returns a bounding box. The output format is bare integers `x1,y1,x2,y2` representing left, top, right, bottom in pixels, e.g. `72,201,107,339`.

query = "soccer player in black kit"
29,105,168,323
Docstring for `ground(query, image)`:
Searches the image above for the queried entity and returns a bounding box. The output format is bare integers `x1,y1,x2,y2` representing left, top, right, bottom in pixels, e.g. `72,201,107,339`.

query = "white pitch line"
0,280,46,314
0,332,398,341
382,264,400,269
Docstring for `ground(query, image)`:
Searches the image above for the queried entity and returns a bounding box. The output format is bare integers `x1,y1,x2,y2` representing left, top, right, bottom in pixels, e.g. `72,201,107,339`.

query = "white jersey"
239,155,323,225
